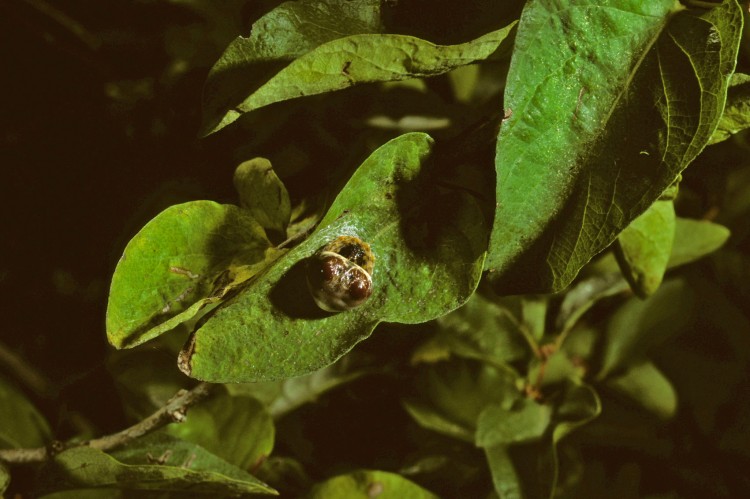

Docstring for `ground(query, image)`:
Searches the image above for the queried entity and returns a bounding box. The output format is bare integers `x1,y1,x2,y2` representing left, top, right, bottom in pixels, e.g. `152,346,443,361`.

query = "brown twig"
0,382,213,465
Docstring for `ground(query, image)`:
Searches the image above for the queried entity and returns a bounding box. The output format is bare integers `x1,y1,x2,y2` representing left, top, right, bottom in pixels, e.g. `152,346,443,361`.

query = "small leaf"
668,217,730,268
708,72,750,144
487,0,743,293
206,24,517,134
402,400,475,443
0,376,51,449
233,158,291,239
307,470,438,499
165,389,274,470
180,133,487,382
614,200,676,298
106,201,281,349
607,362,677,420
37,445,276,496
475,399,552,448
202,0,383,135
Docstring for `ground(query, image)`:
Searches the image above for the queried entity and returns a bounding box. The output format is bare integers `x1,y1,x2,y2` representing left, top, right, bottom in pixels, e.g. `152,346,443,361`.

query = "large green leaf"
708,72,750,144
487,0,743,293
179,133,487,382
106,201,282,349
205,24,517,134
307,470,438,499
475,398,552,448
0,462,9,496
166,390,274,470
0,376,51,449
37,444,276,496
202,0,383,135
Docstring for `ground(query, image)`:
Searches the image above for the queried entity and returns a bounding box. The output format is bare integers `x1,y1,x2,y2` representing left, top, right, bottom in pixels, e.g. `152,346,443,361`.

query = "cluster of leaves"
3,0,750,497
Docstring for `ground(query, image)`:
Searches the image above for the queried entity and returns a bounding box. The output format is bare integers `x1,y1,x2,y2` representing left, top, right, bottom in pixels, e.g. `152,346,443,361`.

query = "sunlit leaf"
614,200,676,298
487,0,743,293
179,133,487,382
37,445,276,496
107,201,283,348
202,0,383,134
205,24,516,134
233,158,291,241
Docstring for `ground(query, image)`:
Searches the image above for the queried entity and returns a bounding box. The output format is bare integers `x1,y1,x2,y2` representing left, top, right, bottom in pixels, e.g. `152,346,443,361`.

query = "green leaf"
614,200,676,298
484,445,523,499
106,200,282,349
668,217,730,268
475,399,552,448
307,470,438,499
487,0,743,293
709,72,750,144
0,376,51,449
233,158,291,240
205,24,517,134
404,360,519,442
226,357,366,418
0,462,9,496
607,362,677,420
202,0,383,135
599,279,694,378
166,389,274,470
547,382,601,497
179,133,487,382
37,445,276,496
427,293,531,367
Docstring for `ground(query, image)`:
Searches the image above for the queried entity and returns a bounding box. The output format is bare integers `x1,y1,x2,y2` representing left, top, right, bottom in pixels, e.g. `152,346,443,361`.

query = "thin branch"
17,0,101,51
0,382,214,465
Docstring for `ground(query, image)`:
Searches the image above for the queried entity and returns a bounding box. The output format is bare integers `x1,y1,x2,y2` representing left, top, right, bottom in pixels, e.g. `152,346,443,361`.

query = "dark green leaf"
233,158,291,239
165,390,274,470
428,293,531,367
709,72,750,144
614,200,676,298
475,399,552,448
487,0,743,293
205,24,517,134
607,362,677,420
0,376,51,449
404,360,519,442
37,445,276,496
179,133,487,382
307,470,438,499
202,0,383,135
107,201,283,349
226,357,366,418
599,279,694,378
